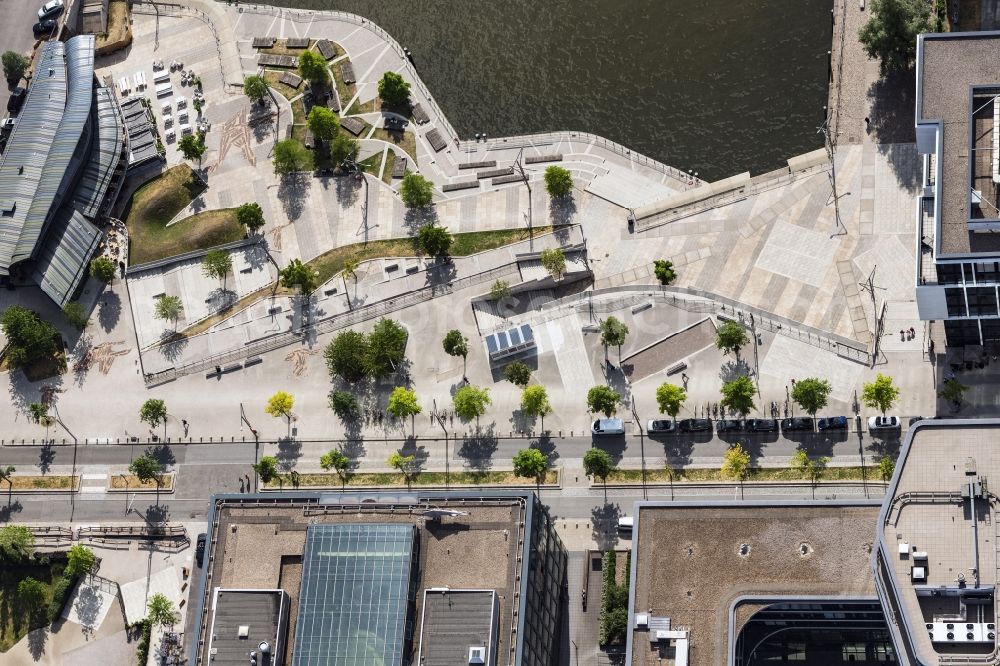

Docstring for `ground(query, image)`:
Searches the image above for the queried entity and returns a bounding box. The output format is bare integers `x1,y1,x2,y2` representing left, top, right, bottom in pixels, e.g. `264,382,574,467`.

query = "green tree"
504,361,531,387
0,466,16,506
178,132,207,166
139,398,168,437
242,74,269,103
62,301,88,330
583,447,616,500
129,454,163,490
721,443,751,498
862,373,900,416
442,329,469,377
279,258,318,294
89,256,117,285
273,138,311,175
153,295,183,330
307,105,340,142
236,202,266,233
0,306,59,369
791,450,831,499
539,248,566,280
791,378,832,418
17,577,46,616
65,544,96,578
543,165,573,197
328,390,360,422
377,71,411,108
653,259,677,285
265,391,295,436
720,376,756,417
2,51,30,83
252,455,279,484
202,249,232,288
388,451,418,485
417,223,453,258
520,385,552,428
320,448,351,488
298,50,329,83
715,320,750,361
29,402,54,430
599,316,629,363
0,524,33,562
587,385,620,417
878,455,896,482
602,607,629,646
324,330,369,382
146,593,179,627
365,318,407,378
489,279,511,303
329,132,360,167
453,384,492,426
387,386,421,435
858,0,932,75
655,383,686,420
400,172,434,208
512,448,548,490
939,378,969,407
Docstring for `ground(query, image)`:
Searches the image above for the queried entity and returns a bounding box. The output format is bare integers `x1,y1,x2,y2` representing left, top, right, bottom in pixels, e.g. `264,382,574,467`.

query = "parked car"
781,417,813,432
0,118,14,135
747,418,778,432
7,88,26,114
817,415,849,431
678,418,712,432
195,533,206,567
647,419,676,434
716,419,744,433
592,418,625,436
617,516,633,533
33,19,57,36
38,0,64,18
868,415,901,432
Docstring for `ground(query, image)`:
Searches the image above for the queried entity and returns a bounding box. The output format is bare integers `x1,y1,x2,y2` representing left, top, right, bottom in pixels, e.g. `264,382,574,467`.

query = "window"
974,262,1000,284
945,288,967,317
967,287,998,317
936,263,964,285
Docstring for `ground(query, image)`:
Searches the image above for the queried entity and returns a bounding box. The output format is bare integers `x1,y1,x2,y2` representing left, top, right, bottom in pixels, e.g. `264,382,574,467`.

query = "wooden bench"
425,128,447,152
666,362,687,375
316,39,336,60
411,103,430,124
442,180,480,192
392,156,407,179
258,54,297,68
477,167,513,179
285,37,310,49
340,62,356,84
492,174,525,185
341,116,365,136
279,71,302,89
252,36,276,49
525,154,563,164
459,160,496,170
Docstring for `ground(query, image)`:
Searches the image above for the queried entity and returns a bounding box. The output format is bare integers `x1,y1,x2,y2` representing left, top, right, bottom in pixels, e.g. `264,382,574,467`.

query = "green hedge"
46,572,78,623
132,619,152,664
598,550,631,645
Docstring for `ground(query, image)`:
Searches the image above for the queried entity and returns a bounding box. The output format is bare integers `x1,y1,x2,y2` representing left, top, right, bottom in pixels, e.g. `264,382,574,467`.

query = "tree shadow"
276,436,302,471
424,259,456,295
0,500,23,520
189,195,207,215
38,442,55,474
660,436,694,467
206,287,238,312
145,444,175,466
865,431,902,459
341,439,366,471
144,504,169,524
532,432,559,464
591,504,622,551
98,291,122,332
457,427,499,472
27,625,48,660
73,584,102,638
398,437,429,476
7,370,64,426
242,240,269,272
867,68,919,189
70,334,93,387
510,408,535,434
549,195,577,226
719,358,752,383
402,207,436,236
335,174,361,209
277,172,311,221
157,336,189,363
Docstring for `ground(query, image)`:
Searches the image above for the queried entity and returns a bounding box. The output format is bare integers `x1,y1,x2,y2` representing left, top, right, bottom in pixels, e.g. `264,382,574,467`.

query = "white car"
38,0,64,19
867,415,900,432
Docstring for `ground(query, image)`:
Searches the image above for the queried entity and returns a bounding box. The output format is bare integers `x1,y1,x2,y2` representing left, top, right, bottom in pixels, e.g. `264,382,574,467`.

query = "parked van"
617,516,634,532
592,418,625,435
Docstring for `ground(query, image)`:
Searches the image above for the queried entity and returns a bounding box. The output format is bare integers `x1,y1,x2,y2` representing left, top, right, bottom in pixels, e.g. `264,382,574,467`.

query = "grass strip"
5,475,76,490
264,469,558,489
607,466,879,484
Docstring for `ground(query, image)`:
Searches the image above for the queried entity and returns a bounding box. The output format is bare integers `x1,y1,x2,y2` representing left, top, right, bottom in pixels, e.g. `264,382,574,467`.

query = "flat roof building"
188,491,566,666
206,589,289,666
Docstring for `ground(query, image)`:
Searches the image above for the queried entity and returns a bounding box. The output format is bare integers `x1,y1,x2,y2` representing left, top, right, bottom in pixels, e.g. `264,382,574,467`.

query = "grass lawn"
0,560,66,652
332,63,357,109
357,153,382,177
607,466,878,484
130,206,245,266
371,128,417,161
345,98,377,115
290,97,306,124
381,151,396,184
96,0,130,49
109,473,174,490
262,69,300,100
3,476,76,490
264,469,558,489
287,225,554,293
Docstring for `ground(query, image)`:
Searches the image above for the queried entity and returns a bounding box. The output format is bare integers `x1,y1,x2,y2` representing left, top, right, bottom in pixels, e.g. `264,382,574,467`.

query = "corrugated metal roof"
0,40,68,275
14,35,96,264
73,86,123,218
32,208,102,307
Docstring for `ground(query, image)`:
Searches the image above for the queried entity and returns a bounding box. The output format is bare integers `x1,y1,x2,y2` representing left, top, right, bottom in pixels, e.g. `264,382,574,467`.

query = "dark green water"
273,0,832,180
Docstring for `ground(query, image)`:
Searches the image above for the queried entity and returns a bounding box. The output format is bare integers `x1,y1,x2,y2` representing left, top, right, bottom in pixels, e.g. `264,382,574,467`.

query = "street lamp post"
240,403,260,491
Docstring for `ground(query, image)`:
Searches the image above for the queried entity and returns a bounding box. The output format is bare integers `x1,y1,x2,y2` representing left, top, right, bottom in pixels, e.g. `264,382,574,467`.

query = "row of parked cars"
592,415,903,436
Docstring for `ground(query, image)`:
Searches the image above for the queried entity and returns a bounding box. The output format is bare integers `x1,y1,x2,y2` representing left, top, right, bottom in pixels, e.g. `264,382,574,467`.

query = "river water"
266,0,832,180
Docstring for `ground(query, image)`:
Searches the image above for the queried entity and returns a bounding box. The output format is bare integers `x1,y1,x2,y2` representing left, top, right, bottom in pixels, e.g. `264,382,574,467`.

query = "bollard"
210,437,213,442
200,436,203,442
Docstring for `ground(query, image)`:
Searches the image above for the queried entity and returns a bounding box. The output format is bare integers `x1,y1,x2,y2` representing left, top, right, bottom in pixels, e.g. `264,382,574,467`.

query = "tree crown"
721,443,751,481
512,448,547,480
521,385,552,418
791,378,832,416
265,391,294,419
400,172,433,208
377,71,411,108
503,361,531,387
539,248,566,279
139,399,167,427
543,165,573,197
861,373,900,415
583,447,615,481
387,386,421,419
587,385,621,417
453,384,492,421
417,223,453,257
236,202,266,231
442,330,468,359
720,376,756,417
90,256,116,283
655,383,687,418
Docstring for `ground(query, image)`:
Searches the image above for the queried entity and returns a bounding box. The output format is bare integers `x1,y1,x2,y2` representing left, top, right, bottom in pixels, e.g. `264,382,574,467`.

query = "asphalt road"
0,0,43,116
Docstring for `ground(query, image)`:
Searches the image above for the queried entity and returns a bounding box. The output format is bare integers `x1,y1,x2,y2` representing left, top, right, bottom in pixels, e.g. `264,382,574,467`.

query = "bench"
476,167,513,179
316,39,336,60
285,37,310,49
411,103,430,124
425,128,447,152
491,174,525,186
340,62,356,84
324,287,338,295
244,357,263,367
631,302,652,314
392,156,407,179
666,362,687,375
252,36,276,49
258,54,297,68
460,160,497,170
442,180,480,192
406,265,420,274
279,71,302,89
340,116,364,136
326,93,340,112
525,154,562,164
222,363,242,374
385,263,399,272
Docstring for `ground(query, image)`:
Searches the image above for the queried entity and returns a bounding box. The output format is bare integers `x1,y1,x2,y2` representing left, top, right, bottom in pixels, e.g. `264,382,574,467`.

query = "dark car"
716,419,744,433
818,415,849,430
747,418,778,432
195,533,206,567
7,88,26,114
33,19,56,36
781,417,813,432
678,418,712,432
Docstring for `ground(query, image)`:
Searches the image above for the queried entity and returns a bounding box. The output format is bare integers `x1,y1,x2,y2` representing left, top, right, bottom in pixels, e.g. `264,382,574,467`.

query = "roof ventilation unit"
468,646,486,665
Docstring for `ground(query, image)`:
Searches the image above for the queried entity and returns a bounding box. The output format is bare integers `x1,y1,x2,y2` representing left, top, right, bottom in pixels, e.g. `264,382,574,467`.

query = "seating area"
258,53,297,68
340,116,364,136
285,37,310,49
425,128,446,152
477,167,513,179
340,62,356,84
316,39,336,60
251,36,276,49
441,179,480,192
525,154,563,164
392,156,407,179
411,103,430,124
